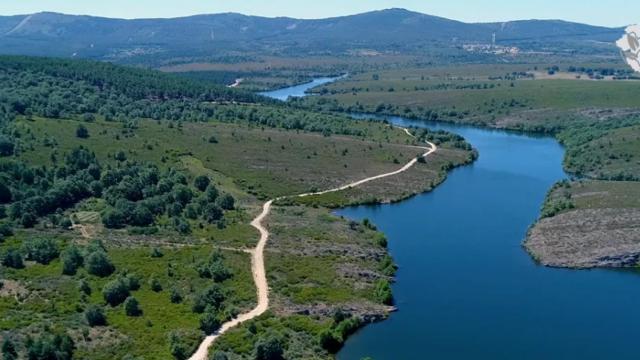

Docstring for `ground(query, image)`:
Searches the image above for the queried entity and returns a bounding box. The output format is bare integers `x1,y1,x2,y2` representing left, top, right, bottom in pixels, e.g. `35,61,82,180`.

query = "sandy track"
189,130,436,360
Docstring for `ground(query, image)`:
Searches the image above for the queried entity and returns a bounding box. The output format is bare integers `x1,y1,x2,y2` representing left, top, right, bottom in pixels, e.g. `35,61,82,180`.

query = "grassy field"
160,55,420,91
301,63,640,132
16,114,451,199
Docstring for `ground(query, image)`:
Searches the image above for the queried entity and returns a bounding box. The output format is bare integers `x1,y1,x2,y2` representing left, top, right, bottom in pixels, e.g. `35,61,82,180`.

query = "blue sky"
0,0,636,27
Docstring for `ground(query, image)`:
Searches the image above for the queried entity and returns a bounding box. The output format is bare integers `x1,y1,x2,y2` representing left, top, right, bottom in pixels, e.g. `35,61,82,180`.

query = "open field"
300,63,640,131
15,114,444,200
161,55,420,91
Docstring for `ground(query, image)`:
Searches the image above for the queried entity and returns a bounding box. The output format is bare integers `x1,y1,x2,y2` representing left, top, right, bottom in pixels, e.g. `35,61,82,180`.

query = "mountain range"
0,8,624,64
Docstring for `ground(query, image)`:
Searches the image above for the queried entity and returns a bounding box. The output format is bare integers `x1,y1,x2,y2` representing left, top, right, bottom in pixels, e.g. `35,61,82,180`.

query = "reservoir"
262,81,640,359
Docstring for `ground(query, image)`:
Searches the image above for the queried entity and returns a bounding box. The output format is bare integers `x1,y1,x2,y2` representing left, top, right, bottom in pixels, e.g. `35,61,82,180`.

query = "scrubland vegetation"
0,56,474,359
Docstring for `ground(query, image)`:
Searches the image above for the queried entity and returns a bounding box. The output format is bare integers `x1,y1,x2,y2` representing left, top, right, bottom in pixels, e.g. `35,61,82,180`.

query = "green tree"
216,194,235,210
124,296,142,316
192,284,225,313
76,124,89,139
254,333,284,360
194,175,211,192
199,312,221,335
374,279,393,305
0,182,12,204
150,247,164,258
22,238,59,265
1,249,24,269
170,288,183,304
1,337,18,360
85,304,107,326
0,136,15,157
61,245,84,275
26,333,74,360
210,352,229,360
103,278,130,306
86,251,115,277
205,185,219,202
78,279,91,295
203,204,223,223
149,277,163,292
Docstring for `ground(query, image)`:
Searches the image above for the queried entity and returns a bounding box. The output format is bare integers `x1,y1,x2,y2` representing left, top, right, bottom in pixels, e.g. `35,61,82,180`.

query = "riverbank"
298,68,640,270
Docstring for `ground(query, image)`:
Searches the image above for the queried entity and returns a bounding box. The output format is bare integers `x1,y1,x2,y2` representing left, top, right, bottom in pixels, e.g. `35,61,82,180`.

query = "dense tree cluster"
100,163,234,231
196,251,233,282
0,143,234,233
0,147,99,229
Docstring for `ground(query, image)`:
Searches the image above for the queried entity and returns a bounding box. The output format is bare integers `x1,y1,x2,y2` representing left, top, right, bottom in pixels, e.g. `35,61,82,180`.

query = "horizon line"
0,7,627,28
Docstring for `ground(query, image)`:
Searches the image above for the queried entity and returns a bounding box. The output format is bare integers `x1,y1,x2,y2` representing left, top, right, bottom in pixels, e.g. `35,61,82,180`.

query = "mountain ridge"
0,8,624,64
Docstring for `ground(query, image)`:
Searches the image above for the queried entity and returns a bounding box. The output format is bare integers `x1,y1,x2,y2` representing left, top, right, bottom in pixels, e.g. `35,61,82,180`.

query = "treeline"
0,56,392,140
558,115,640,181
0,56,269,129
0,56,262,103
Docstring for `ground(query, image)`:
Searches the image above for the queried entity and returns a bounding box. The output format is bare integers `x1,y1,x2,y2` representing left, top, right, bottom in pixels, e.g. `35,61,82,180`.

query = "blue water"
262,82,640,359
258,77,339,101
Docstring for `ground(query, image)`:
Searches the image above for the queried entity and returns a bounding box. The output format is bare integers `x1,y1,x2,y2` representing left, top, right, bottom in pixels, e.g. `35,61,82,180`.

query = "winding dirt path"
189,130,437,360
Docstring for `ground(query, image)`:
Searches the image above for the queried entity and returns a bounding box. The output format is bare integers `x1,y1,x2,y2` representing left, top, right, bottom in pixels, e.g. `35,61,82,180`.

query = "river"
261,79,640,359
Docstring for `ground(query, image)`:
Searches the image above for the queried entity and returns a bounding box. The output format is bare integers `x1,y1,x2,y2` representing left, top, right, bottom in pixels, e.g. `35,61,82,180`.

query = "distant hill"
0,9,624,64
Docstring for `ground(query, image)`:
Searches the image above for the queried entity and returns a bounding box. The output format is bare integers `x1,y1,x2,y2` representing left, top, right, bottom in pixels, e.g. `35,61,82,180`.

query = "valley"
1,4,640,360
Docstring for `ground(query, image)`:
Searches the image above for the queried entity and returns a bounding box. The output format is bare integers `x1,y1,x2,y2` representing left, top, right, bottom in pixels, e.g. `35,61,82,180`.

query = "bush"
86,251,115,277
0,136,15,157
149,277,163,292
61,245,84,275
85,304,107,326
216,194,235,211
318,329,342,353
22,238,59,265
210,352,229,360
26,333,75,360
254,333,284,360
194,175,210,192
76,124,89,138
0,183,12,204
125,273,141,291
124,296,142,316
20,212,37,228
203,204,223,224
197,252,232,282
199,312,221,335
174,218,191,234
78,279,91,295
1,338,18,360
1,249,24,269
170,288,183,304
150,247,164,258
168,333,188,360
374,279,393,305
205,185,219,202
192,284,225,313
103,278,130,306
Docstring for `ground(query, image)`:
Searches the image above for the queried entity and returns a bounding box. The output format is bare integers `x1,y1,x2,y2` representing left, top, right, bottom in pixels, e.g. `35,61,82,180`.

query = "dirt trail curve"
189,130,437,360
